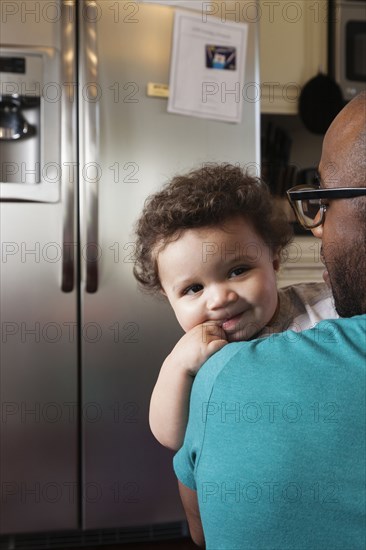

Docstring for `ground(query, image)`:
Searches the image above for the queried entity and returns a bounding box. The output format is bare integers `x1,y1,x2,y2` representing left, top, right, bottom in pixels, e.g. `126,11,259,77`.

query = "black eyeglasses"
286,185,366,229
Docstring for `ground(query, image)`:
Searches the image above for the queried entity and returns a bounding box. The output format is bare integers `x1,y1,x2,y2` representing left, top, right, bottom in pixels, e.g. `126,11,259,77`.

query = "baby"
133,164,337,450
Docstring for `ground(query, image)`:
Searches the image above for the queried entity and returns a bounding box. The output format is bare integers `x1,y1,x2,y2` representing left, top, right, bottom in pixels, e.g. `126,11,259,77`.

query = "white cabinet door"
259,0,328,114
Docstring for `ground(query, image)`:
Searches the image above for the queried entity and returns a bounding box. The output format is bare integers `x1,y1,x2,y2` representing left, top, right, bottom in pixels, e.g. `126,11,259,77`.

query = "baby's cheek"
267,292,279,324
257,275,278,314
176,307,199,333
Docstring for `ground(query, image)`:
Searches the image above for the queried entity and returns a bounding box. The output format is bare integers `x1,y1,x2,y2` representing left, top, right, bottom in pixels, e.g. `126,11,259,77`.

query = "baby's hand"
166,322,228,377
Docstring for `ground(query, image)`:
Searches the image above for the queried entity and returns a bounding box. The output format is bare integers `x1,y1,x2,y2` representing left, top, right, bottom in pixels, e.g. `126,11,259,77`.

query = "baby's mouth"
221,312,243,331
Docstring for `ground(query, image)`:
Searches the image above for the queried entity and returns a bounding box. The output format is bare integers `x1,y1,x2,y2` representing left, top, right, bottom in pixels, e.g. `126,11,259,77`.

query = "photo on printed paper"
205,45,237,70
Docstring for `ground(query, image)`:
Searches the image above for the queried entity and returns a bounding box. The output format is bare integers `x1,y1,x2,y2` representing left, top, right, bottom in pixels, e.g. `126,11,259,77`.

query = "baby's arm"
149,323,228,450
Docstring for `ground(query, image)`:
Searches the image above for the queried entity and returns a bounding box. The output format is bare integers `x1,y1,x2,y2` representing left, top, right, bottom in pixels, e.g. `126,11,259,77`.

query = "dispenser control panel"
0,56,26,74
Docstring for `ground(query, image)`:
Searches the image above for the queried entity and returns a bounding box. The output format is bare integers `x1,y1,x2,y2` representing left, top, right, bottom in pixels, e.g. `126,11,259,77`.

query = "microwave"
333,0,366,100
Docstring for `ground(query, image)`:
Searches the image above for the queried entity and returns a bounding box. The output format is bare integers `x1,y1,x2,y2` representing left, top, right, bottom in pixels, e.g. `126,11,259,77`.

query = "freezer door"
0,204,79,535
80,1,259,528
0,1,79,534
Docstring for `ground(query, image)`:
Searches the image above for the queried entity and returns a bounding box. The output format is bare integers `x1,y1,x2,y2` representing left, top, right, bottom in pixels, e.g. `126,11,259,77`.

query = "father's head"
312,91,366,317
288,91,366,317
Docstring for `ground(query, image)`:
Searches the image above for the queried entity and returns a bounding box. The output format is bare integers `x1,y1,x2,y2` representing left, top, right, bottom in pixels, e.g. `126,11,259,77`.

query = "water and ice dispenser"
0,48,60,201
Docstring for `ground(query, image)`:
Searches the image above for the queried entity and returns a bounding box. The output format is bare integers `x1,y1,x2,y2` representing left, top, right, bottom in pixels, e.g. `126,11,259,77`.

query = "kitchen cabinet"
259,0,328,114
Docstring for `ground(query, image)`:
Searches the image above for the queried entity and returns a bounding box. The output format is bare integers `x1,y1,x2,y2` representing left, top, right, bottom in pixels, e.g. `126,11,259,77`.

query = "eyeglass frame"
286,185,366,229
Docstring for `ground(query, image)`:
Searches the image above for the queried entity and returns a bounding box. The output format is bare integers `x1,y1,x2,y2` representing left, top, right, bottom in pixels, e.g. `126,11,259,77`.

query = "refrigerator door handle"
61,0,77,292
81,0,99,293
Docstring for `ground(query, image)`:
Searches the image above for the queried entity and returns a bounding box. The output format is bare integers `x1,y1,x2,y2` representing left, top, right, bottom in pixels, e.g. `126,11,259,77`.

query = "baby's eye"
229,266,249,278
183,284,203,295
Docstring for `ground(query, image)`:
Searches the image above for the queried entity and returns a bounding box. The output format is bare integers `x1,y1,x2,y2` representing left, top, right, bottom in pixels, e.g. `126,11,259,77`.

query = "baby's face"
157,217,279,341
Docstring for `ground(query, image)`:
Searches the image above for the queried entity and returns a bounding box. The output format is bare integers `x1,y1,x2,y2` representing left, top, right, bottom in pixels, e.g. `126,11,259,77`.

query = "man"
173,92,366,549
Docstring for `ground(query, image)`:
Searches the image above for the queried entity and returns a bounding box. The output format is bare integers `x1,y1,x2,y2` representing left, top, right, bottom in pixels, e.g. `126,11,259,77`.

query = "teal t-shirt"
174,316,366,550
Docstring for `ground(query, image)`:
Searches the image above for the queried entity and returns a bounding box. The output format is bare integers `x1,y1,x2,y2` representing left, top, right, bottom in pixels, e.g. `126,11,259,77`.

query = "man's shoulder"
193,341,244,394
194,314,366,436
195,314,366,396
235,314,364,355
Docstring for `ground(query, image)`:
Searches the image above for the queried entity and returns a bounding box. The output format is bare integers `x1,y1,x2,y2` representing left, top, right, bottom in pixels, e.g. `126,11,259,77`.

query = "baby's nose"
207,286,238,310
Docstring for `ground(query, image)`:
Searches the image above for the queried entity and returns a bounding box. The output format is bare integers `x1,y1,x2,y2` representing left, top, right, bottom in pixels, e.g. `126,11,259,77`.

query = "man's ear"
272,252,280,272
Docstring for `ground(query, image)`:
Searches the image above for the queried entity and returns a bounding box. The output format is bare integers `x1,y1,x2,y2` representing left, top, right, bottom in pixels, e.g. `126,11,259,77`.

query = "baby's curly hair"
133,163,292,293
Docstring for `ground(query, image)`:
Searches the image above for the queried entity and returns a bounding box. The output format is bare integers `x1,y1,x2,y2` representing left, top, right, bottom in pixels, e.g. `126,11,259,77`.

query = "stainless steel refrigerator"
0,0,259,541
